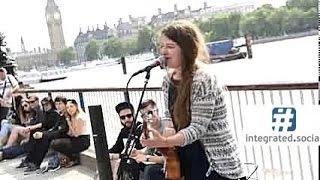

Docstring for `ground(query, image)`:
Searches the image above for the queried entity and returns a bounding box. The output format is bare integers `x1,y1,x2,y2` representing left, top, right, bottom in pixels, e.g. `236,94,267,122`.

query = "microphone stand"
117,69,152,180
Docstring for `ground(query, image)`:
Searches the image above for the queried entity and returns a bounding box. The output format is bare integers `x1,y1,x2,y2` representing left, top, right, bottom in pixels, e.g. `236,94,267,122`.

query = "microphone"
131,56,165,76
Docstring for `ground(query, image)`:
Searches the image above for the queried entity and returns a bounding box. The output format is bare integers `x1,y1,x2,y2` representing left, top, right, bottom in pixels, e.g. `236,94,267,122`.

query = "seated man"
131,99,165,180
109,102,143,155
0,96,44,162
20,97,62,172
50,99,90,168
109,102,143,180
4,96,44,149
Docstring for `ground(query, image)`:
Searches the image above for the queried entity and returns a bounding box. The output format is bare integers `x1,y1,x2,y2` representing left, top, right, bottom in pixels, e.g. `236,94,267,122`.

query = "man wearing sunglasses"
131,99,165,180
109,102,143,154
108,102,143,180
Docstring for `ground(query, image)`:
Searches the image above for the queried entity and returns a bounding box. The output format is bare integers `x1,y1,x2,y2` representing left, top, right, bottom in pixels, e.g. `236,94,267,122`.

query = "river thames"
32,35,318,90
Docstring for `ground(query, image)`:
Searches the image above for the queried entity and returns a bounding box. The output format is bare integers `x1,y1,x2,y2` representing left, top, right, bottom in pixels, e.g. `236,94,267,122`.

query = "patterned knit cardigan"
162,69,244,179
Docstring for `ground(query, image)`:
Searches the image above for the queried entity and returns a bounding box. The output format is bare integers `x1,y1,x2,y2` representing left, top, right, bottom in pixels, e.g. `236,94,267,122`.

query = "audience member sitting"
109,102,143,155
130,99,165,180
4,96,44,149
50,99,90,168
0,96,44,161
0,97,29,148
38,96,70,173
108,102,143,180
19,97,61,172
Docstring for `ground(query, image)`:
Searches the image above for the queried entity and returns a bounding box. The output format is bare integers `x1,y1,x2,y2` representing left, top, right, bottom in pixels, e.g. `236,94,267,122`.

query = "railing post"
120,56,127,75
78,92,85,112
89,105,113,180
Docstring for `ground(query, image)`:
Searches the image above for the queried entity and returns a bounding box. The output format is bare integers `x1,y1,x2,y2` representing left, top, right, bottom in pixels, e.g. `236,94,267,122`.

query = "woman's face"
66,102,77,116
159,35,182,69
21,101,30,112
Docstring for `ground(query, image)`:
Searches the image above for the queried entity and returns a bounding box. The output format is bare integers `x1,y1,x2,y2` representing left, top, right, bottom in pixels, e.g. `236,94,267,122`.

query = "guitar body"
143,119,181,179
159,147,181,180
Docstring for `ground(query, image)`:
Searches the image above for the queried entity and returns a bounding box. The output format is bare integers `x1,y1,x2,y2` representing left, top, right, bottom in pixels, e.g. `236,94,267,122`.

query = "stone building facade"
149,2,255,27
74,24,113,63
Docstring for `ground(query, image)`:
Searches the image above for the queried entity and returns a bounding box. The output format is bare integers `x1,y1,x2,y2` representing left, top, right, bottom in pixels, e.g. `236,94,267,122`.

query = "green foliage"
85,40,99,61
98,1,317,57
137,26,155,52
197,2,317,42
286,0,318,11
199,13,242,42
101,38,138,58
102,38,124,58
57,47,75,65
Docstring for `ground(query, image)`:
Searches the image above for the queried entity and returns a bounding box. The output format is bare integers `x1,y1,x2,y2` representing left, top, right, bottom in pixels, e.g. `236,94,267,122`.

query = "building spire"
21,36,26,53
79,27,83,35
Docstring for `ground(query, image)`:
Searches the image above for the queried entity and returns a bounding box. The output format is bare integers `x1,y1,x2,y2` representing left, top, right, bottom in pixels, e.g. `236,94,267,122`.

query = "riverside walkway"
0,155,96,180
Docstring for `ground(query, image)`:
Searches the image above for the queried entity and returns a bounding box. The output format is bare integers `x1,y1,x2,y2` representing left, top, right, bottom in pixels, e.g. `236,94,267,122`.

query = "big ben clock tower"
45,0,65,51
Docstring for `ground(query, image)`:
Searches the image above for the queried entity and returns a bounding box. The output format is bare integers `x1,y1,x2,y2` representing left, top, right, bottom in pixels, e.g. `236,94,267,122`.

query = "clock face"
54,12,60,20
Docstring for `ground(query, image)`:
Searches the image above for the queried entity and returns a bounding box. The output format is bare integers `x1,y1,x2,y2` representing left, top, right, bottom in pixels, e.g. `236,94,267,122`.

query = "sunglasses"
120,113,133,120
28,100,37,103
141,108,158,119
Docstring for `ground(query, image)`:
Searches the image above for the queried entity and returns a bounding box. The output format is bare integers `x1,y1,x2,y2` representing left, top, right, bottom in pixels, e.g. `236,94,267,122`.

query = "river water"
32,35,318,90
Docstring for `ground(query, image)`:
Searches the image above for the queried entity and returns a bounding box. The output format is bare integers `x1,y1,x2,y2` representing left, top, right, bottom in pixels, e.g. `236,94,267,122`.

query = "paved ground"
0,156,97,180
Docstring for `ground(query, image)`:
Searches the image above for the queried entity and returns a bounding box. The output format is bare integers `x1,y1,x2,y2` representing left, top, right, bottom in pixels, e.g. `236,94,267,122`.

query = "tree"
304,7,318,30
123,38,138,55
57,47,75,65
286,0,318,11
137,26,155,52
198,12,243,42
211,13,232,40
284,8,306,33
102,38,124,58
85,40,99,61
228,13,242,38
240,15,260,38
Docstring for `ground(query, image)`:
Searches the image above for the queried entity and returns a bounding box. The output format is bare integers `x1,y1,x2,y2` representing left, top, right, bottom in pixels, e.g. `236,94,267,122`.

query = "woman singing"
141,20,246,180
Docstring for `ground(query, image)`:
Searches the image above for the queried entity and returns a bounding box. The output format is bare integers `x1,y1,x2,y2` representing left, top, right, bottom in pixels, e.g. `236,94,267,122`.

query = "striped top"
162,69,244,179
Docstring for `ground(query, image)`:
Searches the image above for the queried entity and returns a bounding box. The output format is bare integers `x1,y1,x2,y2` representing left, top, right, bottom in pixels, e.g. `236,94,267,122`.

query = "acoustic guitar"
143,120,181,180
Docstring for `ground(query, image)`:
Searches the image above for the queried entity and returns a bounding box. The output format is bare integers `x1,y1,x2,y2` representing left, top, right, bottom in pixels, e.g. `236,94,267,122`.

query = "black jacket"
29,106,45,126
109,122,143,154
43,113,69,140
40,109,60,131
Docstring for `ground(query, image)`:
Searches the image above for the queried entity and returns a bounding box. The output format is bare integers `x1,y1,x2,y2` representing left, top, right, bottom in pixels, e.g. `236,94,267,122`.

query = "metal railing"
20,82,319,180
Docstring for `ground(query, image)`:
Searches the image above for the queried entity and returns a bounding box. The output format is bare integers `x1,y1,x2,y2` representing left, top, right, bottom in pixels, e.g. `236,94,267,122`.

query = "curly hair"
161,20,209,130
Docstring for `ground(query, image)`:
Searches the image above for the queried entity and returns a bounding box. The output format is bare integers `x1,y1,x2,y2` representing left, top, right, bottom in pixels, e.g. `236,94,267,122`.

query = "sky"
0,0,286,52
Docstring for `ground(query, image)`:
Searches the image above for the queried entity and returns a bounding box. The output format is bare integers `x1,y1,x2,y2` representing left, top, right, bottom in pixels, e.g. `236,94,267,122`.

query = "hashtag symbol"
272,108,296,132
